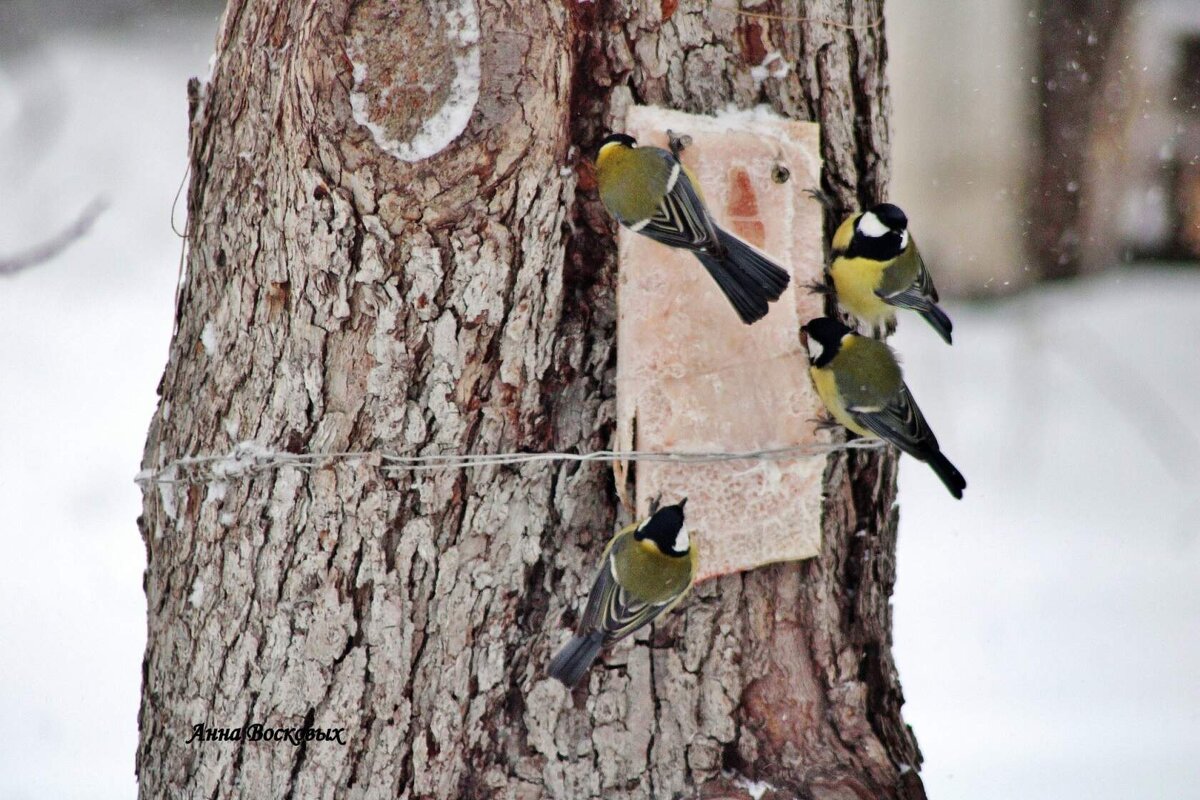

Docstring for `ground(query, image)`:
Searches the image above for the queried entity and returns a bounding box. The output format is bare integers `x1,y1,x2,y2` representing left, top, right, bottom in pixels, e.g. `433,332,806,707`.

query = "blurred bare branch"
0,197,107,277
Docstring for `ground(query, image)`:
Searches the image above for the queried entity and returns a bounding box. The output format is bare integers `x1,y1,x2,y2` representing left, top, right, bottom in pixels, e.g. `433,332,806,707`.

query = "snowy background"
0,6,220,798
1,6,1197,800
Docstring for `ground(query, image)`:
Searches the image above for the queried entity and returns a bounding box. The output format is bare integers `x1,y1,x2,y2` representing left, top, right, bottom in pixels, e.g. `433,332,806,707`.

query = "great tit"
801,317,966,498
595,132,791,325
828,203,953,344
548,499,696,687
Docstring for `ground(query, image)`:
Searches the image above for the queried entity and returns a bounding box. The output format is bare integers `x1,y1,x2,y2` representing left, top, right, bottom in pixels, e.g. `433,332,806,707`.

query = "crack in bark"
282,708,317,800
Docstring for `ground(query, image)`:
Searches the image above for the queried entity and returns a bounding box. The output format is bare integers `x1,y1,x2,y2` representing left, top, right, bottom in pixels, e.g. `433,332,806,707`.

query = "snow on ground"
1,13,1198,800
0,14,218,800
892,269,1200,800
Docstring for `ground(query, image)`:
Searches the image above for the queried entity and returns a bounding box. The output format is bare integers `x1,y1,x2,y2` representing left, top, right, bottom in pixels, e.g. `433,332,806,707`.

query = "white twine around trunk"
134,439,887,487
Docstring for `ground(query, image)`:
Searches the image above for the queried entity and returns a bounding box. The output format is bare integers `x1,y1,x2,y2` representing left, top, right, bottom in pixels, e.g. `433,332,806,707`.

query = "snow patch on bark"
157,464,178,524
200,321,217,354
728,772,777,800
750,51,790,84
188,578,205,607
348,0,481,162
205,481,227,506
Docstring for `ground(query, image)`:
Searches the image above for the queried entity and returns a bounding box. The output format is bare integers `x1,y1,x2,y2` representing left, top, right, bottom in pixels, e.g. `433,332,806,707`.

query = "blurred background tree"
888,0,1200,290
1032,0,1130,280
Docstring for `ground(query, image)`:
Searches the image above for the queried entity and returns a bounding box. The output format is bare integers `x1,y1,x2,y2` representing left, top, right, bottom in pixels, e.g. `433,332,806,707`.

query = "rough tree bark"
137,1,919,798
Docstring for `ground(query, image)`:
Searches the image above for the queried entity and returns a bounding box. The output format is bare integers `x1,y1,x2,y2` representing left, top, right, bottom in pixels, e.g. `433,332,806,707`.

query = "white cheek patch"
858,211,889,238
673,525,690,553
900,229,910,250
807,338,824,362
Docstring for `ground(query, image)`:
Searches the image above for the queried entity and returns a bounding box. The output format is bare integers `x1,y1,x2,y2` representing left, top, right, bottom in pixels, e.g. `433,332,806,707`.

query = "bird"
801,317,966,498
594,132,791,325
548,499,697,687
824,202,953,344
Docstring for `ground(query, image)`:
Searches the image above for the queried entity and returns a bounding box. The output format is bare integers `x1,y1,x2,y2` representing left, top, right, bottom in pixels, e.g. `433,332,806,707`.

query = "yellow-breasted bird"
548,499,696,687
802,317,966,498
595,132,791,325
828,202,953,344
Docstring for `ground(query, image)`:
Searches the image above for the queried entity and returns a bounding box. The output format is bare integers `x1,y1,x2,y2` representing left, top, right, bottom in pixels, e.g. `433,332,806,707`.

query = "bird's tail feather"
694,228,791,325
548,632,606,687
717,227,791,298
694,252,769,324
925,451,966,499
919,304,954,345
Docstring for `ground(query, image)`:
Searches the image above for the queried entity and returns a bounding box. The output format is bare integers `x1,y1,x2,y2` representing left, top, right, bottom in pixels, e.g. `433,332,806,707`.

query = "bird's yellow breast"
830,255,896,326
809,365,873,437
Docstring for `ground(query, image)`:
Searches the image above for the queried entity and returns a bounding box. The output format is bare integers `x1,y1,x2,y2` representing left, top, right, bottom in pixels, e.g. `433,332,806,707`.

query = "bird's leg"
803,271,834,296
808,414,843,433
647,493,664,514
666,129,692,159
863,319,895,340
804,187,839,211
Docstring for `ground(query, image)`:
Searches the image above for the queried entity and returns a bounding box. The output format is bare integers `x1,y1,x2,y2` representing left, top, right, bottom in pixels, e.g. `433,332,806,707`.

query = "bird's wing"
636,151,720,252
877,240,939,306
578,552,675,646
850,382,942,460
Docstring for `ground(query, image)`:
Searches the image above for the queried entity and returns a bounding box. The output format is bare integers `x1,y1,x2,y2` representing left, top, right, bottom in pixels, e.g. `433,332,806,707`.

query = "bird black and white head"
851,202,909,259
635,498,689,557
801,317,853,368
861,203,908,235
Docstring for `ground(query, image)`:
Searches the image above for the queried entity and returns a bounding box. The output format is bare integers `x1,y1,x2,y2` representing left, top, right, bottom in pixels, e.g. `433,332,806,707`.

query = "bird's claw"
803,280,833,296
804,187,838,211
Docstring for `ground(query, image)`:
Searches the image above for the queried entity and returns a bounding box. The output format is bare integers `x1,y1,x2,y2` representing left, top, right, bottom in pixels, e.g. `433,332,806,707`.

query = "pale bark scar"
345,0,482,162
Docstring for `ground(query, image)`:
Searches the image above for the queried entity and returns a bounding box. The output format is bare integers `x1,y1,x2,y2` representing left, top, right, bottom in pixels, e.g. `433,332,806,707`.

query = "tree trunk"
1031,0,1128,280
137,1,919,798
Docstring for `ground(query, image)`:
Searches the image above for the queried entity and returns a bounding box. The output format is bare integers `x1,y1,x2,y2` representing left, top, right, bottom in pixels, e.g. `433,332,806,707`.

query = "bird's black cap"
635,498,688,553
868,202,908,231
600,132,637,149
801,317,853,367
